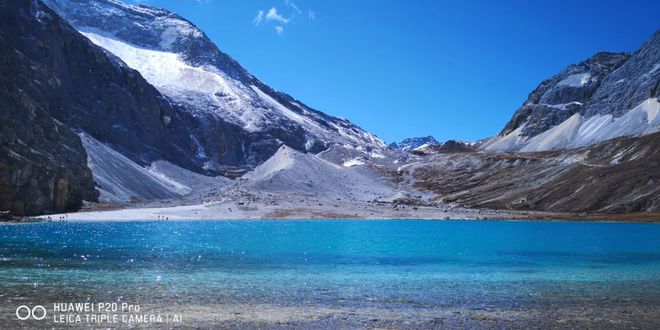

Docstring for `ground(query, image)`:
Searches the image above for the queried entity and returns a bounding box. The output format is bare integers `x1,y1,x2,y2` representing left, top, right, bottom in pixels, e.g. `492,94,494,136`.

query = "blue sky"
129,0,659,143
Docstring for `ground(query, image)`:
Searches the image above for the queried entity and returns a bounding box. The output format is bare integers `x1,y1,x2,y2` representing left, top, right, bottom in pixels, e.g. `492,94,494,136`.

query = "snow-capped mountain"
389,136,439,151
43,0,386,173
484,32,660,152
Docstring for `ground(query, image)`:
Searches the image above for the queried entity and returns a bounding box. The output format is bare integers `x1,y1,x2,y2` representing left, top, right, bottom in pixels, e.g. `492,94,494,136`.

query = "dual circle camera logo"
16,305,47,320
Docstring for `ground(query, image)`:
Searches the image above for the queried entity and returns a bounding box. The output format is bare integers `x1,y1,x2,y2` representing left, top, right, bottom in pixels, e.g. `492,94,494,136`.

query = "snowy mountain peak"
43,0,386,166
389,136,439,151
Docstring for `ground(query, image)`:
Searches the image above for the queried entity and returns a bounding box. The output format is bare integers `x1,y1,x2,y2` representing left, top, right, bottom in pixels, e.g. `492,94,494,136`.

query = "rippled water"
1,220,660,328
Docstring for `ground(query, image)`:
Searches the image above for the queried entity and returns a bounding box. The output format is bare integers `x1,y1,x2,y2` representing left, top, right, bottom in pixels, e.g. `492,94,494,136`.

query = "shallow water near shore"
1,220,659,328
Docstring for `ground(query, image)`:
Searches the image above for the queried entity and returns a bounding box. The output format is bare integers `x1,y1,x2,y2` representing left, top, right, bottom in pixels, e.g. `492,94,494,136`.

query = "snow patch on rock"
342,158,365,167
557,73,592,87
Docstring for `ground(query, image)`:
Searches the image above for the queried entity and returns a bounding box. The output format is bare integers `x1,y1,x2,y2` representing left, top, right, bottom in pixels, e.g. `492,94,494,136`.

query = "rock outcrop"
0,0,98,215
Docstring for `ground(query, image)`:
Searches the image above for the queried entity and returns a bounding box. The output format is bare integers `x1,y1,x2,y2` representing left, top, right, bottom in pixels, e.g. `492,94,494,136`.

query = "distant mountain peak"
389,136,439,151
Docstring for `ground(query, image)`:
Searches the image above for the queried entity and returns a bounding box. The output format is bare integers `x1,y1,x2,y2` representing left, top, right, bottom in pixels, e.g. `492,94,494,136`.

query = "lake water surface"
1,220,659,328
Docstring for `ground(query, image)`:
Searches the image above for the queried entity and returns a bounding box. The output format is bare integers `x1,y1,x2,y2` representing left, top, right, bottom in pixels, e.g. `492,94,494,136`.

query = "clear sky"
128,0,660,143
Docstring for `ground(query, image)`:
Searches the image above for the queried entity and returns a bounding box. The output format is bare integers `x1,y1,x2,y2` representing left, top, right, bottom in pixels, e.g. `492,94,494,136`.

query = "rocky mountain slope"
418,140,476,154
0,0,94,215
484,32,660,152
1,0,246,214
409,131,660,212
43,0,386,175
7,0,215,175
242,145,396,202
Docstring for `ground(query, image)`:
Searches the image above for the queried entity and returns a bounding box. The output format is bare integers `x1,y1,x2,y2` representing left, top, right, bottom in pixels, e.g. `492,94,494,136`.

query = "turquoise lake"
1,220,659,328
